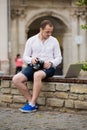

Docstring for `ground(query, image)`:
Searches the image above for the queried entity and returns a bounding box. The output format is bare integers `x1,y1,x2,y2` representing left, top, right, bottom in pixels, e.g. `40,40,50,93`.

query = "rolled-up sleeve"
23,39,32,64
51,39,62,67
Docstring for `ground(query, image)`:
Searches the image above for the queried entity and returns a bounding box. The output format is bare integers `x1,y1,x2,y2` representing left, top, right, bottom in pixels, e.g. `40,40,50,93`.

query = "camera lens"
32,59,44,71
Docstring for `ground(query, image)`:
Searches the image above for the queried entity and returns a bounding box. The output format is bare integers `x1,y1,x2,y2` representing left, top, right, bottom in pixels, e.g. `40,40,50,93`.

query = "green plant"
75,0,87,71
81,25,87,29
76,0,87,6
76,0,87,29
81,62,87,71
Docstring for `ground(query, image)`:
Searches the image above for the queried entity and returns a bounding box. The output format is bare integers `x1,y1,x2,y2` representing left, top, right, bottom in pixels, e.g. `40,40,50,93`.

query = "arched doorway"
26,16,67,75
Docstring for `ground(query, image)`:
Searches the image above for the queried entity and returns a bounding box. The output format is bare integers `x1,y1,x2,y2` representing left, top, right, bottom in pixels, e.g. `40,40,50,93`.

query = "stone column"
11,8,26,73
71,8,87,63
18,10,26,53
0,0,9,74
71,9,80,63
63,33,73,74
79,8,87,61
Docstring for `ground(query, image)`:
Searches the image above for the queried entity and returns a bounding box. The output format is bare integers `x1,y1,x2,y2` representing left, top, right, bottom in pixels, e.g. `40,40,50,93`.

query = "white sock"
29,102,35,107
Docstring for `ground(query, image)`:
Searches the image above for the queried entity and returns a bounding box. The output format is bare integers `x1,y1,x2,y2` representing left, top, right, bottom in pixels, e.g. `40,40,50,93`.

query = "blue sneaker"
35,103,39,109
19,103,36,113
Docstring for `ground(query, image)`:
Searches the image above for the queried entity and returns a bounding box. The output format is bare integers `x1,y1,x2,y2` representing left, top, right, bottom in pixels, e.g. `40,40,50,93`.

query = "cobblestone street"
0,107,87,130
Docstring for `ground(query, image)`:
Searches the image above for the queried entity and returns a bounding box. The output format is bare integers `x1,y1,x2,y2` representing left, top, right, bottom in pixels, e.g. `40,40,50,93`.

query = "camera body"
32,58,44,71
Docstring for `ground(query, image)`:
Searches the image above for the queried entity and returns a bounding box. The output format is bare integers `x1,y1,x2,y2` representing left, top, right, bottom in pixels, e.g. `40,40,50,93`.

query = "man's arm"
51,40,62,68
23,39,32,64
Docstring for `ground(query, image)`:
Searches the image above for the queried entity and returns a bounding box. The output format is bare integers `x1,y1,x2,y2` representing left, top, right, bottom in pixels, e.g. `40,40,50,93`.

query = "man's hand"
44,61,52,69
31,58,38,64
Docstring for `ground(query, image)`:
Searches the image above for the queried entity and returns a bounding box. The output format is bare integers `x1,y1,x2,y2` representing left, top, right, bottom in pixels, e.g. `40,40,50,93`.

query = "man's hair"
40,20,53,29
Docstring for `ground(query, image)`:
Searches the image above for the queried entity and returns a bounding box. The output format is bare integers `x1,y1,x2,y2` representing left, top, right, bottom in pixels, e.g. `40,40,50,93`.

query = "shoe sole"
19,108,37,113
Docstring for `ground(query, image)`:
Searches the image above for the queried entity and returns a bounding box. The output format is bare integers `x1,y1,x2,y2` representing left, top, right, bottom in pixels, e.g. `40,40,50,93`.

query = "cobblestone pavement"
0,107,87,130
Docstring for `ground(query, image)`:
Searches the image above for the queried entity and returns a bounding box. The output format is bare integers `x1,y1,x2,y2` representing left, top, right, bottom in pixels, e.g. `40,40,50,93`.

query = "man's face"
40,25,53,40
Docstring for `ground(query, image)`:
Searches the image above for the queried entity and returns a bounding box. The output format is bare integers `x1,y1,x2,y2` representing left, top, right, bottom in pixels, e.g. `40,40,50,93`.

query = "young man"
12,20,62,112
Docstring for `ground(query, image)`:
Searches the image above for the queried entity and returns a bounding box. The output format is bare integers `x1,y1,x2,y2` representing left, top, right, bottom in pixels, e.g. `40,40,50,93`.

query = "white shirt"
23,34,62,68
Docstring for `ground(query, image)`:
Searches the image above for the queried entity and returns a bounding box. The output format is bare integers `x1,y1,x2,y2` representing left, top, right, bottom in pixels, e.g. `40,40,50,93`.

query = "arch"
25,10,72,75
25,10,71,34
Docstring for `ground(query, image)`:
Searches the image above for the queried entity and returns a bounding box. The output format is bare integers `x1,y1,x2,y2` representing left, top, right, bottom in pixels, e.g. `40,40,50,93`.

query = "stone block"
46,98,64,107
75,101,87,109
1,80,10,88
42,82,56,92
13,95,26,103
83,95,87,100
78,95,85,101
37,97,45,105
10,103,24,108
54,92,68,99
11,83,16,88
27,82,33,90
69,94,78,100
71,84,87,94
1,95,12,103
56,83,70,91
11,89,21,95
39,91,54,98
65,100,74,108
0,102,8,107
1,88,11,94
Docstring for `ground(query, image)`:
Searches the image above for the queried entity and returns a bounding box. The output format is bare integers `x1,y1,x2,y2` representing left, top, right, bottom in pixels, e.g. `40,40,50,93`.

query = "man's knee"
34,71,46,80
12,75,18,85
34,72,39,79
12,73,21,85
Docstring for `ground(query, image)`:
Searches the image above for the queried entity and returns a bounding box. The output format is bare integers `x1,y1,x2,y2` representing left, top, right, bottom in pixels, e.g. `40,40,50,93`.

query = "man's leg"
30,70,46,105
12,72,32,102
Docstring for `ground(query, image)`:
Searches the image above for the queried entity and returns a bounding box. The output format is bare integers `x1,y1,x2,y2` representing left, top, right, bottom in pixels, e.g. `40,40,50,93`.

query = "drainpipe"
7,0,11,74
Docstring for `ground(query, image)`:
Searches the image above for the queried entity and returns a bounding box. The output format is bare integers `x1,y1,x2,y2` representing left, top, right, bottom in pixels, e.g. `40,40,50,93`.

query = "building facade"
0,0,87,74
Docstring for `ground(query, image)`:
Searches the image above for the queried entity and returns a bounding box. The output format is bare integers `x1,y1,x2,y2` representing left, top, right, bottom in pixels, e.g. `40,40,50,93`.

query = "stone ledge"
0,75,13,80
0,75,87,84
1,75,87,112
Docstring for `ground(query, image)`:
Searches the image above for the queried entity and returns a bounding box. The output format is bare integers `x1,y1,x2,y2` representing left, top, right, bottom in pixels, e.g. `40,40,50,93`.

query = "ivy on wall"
76,0,87,71
76,0,87,29
76,0,87,6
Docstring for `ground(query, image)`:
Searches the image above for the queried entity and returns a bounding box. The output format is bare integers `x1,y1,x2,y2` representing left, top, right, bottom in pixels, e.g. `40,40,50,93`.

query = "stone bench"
0,74,87,83
0,75,87,112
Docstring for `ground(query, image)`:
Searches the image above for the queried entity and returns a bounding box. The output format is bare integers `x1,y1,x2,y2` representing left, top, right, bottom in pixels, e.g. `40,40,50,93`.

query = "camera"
32,58,44,71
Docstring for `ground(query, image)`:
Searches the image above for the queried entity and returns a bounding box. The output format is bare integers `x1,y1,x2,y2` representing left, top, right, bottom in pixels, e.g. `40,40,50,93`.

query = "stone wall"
0,78,87,112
